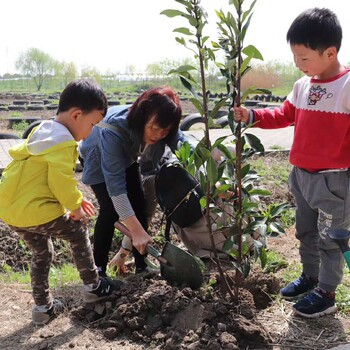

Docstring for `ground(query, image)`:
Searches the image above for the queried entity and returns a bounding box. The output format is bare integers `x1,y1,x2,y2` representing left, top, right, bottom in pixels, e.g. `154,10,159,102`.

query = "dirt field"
0,93,350,349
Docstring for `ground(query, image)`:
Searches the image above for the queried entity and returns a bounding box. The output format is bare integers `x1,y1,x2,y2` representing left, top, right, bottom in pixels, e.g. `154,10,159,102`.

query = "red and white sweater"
253,69,350,171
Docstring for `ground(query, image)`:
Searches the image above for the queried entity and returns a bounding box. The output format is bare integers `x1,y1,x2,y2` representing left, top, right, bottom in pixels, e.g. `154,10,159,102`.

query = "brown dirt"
1,94,350,349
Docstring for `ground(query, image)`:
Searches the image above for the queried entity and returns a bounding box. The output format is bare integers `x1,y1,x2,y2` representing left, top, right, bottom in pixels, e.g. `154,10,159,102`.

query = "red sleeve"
253,100,296,129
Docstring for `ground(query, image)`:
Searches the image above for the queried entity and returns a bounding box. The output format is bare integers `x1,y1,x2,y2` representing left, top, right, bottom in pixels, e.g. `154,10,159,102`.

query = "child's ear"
326,47,337,60
71,108,83,121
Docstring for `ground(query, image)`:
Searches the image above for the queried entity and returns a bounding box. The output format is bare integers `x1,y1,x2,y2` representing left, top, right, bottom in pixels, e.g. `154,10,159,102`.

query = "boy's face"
291,44,335,79
73,109,104,141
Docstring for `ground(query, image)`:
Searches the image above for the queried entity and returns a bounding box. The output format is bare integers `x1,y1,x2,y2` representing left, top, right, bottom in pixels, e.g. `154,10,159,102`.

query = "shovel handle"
114,221,167,264
114,221,132,239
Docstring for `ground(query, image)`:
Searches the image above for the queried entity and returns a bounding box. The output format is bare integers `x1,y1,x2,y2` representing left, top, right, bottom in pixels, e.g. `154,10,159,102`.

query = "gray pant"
10,214,98,306
289,167,350,292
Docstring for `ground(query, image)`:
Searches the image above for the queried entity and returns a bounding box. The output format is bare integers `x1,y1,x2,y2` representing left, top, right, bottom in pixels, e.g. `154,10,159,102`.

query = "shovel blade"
160,242,203,289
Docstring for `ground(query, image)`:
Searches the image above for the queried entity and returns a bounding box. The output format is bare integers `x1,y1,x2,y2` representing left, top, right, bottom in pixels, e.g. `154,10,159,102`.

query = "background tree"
15,48,54,91
53,61,78,86
80,66,102,84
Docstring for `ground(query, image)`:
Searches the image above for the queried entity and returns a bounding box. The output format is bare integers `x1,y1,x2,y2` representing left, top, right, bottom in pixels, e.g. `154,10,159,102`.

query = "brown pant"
10,214,98,306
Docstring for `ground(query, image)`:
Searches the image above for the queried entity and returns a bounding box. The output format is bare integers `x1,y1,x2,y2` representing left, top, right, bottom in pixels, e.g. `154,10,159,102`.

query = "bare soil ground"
0,94,350,349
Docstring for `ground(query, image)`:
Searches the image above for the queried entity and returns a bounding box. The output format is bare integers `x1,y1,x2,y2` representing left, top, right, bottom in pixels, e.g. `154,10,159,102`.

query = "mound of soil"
1,153,350,350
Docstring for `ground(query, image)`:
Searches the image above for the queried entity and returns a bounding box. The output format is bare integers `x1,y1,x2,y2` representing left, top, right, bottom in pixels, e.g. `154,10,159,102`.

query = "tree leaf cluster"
162,0,291,296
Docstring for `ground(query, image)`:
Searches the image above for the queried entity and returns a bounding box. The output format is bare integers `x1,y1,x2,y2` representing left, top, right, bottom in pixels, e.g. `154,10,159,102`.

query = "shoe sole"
84,294,112,303
280,289,314,301
292,305,337,318
32,314,51,325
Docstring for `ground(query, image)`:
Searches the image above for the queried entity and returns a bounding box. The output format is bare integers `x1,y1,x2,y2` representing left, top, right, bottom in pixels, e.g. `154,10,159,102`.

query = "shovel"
114,221,203,289
327,229,350,269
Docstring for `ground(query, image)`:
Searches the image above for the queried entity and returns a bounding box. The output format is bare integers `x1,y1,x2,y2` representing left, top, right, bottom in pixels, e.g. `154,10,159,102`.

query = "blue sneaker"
292,288,337,318
280,273,318,300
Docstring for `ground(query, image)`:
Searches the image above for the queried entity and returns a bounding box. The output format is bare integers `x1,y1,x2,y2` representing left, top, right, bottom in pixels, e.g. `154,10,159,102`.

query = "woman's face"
143,116,171,144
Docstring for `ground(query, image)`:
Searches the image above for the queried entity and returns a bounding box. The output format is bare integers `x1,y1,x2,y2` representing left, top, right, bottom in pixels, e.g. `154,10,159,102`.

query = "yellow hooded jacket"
0,121,83,227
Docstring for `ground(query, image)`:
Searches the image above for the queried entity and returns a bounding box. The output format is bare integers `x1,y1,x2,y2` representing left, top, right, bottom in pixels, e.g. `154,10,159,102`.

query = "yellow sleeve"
47,144,83,211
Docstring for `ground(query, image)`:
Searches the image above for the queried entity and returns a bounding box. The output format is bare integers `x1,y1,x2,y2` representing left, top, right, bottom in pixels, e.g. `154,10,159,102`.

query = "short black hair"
286,8,342,53
57,79,108,116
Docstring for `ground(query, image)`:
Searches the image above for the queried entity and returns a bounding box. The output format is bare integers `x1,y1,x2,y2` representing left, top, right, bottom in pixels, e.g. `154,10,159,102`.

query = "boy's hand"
234,106,250,123
81,199,95,217
69,207,87,224
69,199,95,224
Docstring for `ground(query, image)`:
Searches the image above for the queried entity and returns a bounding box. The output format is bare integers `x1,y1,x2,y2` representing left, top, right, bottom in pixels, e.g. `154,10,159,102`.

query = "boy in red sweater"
234,8,350,318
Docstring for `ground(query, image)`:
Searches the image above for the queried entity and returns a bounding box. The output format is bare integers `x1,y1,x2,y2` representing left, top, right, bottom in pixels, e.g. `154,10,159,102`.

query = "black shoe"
280,273,318,300
293,288,337,318
83,276,121,303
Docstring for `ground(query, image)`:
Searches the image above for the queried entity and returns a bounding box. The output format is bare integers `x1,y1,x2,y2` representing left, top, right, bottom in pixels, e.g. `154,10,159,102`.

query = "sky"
0,0,349,75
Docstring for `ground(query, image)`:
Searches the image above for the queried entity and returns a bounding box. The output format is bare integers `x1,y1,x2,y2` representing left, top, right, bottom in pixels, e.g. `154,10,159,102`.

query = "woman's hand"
108,247,130,275
122,216,153,255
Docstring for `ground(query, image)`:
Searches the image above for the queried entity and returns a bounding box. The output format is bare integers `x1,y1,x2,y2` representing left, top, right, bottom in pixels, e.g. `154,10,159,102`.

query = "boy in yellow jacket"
0,79,118,325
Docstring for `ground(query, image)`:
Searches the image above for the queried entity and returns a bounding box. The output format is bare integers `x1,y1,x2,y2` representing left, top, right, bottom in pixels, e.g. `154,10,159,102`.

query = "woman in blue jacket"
80,86,187,275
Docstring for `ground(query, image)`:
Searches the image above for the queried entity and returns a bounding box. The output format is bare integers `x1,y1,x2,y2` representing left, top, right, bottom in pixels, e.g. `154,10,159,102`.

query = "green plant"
11,120,29,134
10,111,23,118
163,0,292,300
263,250,288,273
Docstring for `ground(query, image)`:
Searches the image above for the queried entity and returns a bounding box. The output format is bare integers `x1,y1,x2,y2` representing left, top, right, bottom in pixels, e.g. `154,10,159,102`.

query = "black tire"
22,120,43,139
180,113,204,131
0,133,21,140
215,115,229,128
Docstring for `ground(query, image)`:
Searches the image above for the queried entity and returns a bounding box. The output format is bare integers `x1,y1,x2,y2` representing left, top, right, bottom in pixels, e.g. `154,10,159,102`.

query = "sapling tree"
162,0,290,299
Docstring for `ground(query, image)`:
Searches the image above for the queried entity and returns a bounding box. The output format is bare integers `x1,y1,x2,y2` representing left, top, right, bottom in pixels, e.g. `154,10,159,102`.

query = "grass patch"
264,250,288,273
249,153,292,188
0,263,80,289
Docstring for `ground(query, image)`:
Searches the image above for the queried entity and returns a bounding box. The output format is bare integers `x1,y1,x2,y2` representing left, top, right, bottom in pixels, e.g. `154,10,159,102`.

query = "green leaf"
209,97,228,118
242,258,251,278
242,45,264,60
206,156,218,184
240,13,253,42
259,247,267,268
248,188,271,197
171,64,197,73
240,163,251,178
189,98,204,115
270,202,292,217
179,75,198,98
243,133,265,153
199,196,207,209
212,136,229,150
199,171,207,195
216,183,231,192
194,142,211,168
160,9,187,18
175,37,186,46
269,222,286,235
177,141,191,162
173,27,193,36
242,0,257,23
229,0,240,13
223,236,236,252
